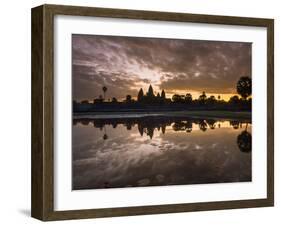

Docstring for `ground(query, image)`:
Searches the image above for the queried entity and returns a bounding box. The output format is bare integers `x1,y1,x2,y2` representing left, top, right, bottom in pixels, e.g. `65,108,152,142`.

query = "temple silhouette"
73,77,252,113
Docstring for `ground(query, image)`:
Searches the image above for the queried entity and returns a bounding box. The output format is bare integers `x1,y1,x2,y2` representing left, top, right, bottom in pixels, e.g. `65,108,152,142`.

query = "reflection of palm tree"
230,121,240,129
199,120,208,132
125,122,133,130
112,122,118,128
237,122,251,152
172,121,186,131
81,119,90,126
207,119,216,129
237,130,251,152
186,121,192,133
103,125,108,140
93,121,104,130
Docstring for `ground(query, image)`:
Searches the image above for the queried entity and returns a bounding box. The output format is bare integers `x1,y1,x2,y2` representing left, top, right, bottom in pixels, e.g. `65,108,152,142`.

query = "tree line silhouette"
74,76,252,112
73,116,251,153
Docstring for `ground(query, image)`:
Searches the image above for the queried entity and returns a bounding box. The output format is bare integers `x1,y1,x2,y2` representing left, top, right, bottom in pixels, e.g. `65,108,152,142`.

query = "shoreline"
73,110,251,121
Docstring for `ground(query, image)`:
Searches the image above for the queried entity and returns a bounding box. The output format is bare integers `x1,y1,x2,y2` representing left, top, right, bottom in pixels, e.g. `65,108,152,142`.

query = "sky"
72,34,251,102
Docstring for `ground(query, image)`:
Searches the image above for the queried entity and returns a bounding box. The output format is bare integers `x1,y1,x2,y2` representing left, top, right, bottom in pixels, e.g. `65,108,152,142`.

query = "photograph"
30,3,274,221
72,34,252,190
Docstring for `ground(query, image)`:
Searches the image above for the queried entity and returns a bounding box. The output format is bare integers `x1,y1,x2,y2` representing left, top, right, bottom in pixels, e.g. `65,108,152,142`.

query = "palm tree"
126,95,132,103
207,95,216,105
102,86,107,100
111,97,117,103
229,95,240,105
185,93,192,104
198,91,207,104
237,76,251,100
172,94,183,103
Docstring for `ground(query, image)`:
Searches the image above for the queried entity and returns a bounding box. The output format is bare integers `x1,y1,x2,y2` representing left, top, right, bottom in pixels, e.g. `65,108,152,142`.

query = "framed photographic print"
31,4,274,221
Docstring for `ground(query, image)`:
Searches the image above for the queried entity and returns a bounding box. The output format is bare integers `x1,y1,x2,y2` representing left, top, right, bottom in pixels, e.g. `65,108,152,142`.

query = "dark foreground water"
72,115,252,190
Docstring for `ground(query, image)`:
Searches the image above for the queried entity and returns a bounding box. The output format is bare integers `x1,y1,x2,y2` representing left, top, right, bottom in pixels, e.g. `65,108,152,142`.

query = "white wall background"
0,0,279,225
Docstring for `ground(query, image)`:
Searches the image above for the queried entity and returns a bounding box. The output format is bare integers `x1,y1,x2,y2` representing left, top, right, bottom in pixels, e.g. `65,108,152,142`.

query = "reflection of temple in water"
74,116,251,153
73,117,252,151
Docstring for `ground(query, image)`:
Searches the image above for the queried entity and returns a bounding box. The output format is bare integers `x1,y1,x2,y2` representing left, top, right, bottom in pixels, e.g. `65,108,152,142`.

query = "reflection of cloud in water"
72,120,251,190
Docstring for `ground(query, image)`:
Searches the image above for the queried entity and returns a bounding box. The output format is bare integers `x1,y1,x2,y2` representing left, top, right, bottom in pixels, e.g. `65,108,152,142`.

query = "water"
72,115,252,190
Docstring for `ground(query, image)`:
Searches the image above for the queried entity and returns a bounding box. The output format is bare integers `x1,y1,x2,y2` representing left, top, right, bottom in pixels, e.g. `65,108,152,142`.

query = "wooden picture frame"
31,4,274,221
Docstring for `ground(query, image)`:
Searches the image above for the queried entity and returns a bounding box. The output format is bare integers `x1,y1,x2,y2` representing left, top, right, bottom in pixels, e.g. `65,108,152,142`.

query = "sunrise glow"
72,35,251,102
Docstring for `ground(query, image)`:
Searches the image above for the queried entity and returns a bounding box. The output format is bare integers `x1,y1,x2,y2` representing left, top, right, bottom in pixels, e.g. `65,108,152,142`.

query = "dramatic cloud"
72,34,251,101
